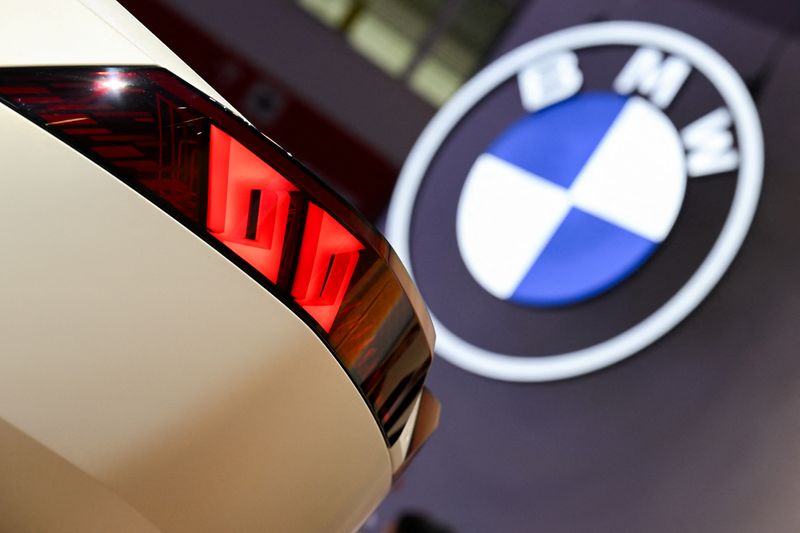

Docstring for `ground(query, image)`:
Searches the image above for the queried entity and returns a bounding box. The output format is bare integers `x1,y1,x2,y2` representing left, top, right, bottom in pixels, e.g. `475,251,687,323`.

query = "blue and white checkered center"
456,91,687,307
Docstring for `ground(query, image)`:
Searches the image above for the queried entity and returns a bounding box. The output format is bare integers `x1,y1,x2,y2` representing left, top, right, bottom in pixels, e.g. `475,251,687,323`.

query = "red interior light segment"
292,203,364,331
208,125,299,284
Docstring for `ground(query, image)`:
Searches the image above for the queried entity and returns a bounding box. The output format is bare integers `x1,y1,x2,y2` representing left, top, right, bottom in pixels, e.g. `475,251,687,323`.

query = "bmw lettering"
387,22,763,382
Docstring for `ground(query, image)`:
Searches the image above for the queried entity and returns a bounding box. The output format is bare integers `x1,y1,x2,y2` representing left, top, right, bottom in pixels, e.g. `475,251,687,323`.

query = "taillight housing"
0,67,434,445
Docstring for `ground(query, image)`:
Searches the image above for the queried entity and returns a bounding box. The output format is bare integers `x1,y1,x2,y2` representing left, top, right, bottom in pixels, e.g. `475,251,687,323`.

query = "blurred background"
120,1,800,531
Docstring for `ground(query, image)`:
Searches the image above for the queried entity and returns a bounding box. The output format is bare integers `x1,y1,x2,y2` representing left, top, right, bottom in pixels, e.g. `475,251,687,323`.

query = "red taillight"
0,68,433,444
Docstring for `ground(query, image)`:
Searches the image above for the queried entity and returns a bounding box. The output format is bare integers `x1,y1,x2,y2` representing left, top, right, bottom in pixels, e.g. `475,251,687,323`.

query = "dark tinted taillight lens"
0,68,433,444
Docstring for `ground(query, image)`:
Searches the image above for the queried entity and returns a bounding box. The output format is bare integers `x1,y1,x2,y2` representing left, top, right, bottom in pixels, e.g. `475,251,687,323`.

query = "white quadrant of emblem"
569,96,685,240
387,21,763,381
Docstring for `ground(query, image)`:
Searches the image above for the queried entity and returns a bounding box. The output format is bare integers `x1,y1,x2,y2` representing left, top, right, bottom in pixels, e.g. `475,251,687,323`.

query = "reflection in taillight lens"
0,68,433,444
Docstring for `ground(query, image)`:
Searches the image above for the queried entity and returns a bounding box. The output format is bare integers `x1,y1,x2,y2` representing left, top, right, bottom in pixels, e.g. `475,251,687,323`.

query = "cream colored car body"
0,1,416,531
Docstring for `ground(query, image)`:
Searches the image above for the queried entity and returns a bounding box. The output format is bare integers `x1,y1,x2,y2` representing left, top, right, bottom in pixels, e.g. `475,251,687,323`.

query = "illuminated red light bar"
291,202,364,331
207,125,298,286
0,67,433,444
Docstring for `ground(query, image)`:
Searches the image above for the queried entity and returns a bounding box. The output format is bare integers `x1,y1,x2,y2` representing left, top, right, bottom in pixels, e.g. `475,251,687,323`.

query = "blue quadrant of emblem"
510,208,658,306
486,91,628,188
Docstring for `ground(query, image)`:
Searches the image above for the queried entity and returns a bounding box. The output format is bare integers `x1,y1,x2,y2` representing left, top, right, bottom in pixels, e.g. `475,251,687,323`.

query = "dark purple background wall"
122,1,800,531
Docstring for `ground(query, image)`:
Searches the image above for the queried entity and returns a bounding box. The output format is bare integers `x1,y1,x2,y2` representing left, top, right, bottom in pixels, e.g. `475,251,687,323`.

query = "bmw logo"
386,22,763,381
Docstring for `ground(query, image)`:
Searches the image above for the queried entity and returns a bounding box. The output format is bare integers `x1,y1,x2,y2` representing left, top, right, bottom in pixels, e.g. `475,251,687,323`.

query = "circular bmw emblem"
386,22,763,381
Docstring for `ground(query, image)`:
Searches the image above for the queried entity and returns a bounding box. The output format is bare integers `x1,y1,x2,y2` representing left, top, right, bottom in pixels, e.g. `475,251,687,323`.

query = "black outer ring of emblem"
406,44,739,358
